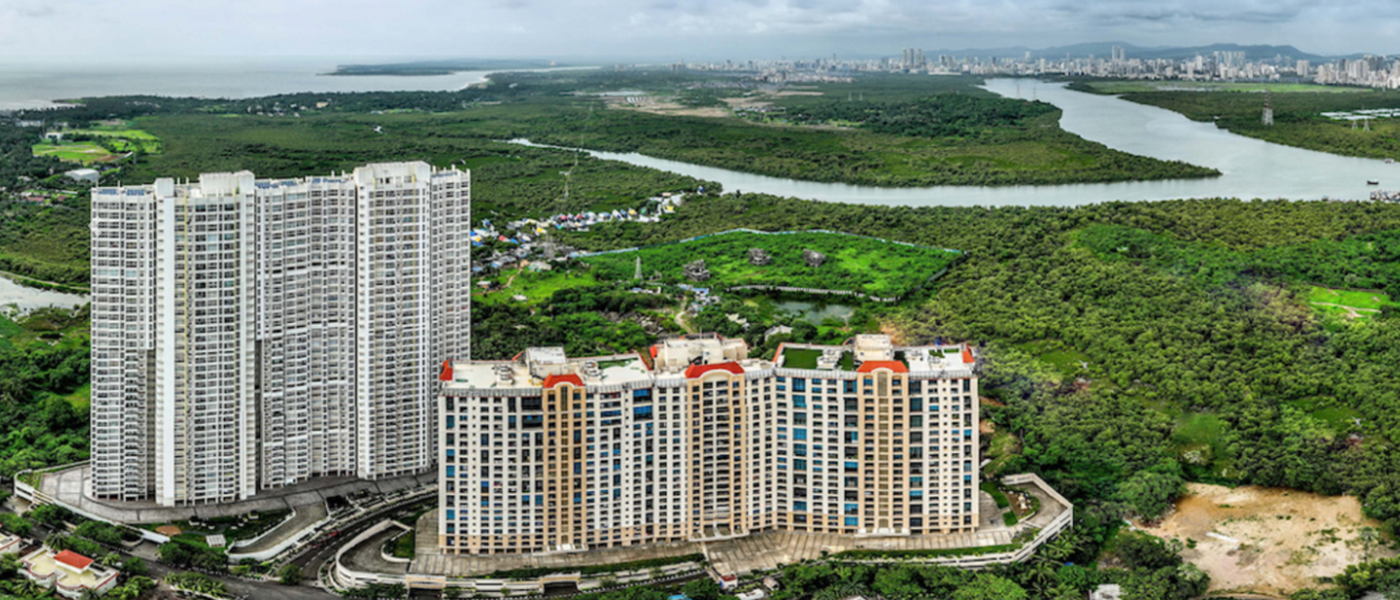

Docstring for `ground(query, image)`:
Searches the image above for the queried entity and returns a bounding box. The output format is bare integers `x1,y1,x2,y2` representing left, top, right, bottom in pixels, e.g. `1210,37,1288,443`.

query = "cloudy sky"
2,0,1397,60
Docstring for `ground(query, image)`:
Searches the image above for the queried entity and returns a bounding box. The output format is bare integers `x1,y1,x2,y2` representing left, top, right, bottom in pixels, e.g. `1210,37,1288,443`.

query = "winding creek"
514,78,1394,206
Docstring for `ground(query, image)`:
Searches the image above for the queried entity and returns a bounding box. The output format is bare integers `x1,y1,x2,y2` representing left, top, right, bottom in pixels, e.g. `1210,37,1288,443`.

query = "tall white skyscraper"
90,162,469,506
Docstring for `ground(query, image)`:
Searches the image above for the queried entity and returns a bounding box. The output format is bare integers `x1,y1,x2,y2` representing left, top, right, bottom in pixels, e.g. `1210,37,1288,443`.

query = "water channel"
513,79,1395,206
0,277,88,312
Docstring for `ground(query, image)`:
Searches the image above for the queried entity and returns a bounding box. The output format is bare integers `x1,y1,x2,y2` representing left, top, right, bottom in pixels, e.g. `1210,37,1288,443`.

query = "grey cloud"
0,0,1396,58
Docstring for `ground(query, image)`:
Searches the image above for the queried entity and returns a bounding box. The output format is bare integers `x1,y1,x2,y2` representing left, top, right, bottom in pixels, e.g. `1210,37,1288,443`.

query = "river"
0,277,88,312
514,78,1394,206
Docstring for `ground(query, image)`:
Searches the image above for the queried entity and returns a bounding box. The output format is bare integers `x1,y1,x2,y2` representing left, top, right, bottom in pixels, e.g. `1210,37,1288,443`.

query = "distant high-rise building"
90,162,470,506
1296,60,1311,78
1111,45,1126,62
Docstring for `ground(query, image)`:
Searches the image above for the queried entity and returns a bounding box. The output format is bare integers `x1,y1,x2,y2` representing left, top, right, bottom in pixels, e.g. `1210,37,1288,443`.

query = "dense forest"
0,307,91,478
785,94,1057,138
13,69,1220,189
566,196,1400,537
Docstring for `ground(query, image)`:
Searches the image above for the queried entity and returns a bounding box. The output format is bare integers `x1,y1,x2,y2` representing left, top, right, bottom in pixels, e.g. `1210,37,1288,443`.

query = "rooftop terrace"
777,340,973,374
445,352,652,391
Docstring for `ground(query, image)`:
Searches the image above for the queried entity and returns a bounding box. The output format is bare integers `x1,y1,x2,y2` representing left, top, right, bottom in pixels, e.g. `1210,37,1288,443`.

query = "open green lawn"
1170,411,1234,480
62,383,91,412
31,141,117,164
780,348,823,369
65,128,162,153
474,268,599,307
1082,80,1367,94
583,230,960,298
0,308,89,353
1308,285,1394,317
389,530,415,559
1015,339,1090,381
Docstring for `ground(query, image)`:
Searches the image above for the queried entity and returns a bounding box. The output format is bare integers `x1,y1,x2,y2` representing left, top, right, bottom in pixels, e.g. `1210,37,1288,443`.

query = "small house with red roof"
20,547,120,598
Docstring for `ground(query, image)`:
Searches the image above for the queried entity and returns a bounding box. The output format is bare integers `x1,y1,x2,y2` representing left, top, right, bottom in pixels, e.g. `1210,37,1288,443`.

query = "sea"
0,56,551,111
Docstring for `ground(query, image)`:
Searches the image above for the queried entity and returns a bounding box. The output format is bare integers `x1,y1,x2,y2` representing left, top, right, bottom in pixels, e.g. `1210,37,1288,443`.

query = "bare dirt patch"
876,321,907,345
604,96,730,118
1143,483,1392,596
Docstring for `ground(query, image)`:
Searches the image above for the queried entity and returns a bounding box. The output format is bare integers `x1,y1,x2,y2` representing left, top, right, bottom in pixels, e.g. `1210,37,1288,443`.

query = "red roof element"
649,346,658,359
54,550,93,571
542,373,584,389
684,362,745,379
962,347,975,364
438,359,453,382
857,360,908,373
771,342,787,363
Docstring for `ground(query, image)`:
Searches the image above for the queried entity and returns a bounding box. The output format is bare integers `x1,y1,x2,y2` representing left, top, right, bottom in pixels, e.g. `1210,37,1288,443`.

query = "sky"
1,0,1398,61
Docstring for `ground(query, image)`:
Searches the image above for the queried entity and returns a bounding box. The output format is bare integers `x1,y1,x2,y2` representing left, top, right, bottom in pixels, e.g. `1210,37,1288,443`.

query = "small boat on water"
1368,180,1380,185
1387,158,1396,164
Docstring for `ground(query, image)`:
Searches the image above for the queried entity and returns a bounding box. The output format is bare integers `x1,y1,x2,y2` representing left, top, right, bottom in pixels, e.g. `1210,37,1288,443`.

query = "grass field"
1171,412,1231,476
1082,81,1367,94
31,141,117,164
0,308,88,353
62,382,91,411
583,230,960,298
474,268,599,307
66,127,162,153
389,530,415,559
1307,285,1395,319
1015,339,1091,382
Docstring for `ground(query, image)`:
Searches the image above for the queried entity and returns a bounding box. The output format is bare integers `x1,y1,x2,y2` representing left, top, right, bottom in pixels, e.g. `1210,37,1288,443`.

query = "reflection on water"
773,300,856,324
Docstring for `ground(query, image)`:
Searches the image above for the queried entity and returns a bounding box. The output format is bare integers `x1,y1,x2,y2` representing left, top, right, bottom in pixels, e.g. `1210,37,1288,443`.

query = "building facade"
437,334,979,555
90,162,469,506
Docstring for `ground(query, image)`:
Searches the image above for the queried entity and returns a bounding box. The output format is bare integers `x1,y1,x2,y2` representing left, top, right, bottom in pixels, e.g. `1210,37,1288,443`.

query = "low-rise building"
438,334,980,554
0,533,22,555
63,168,100,184
21,548,120,598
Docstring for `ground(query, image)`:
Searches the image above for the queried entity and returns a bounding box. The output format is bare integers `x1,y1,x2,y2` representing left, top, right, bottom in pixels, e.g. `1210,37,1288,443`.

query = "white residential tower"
90,162,469,506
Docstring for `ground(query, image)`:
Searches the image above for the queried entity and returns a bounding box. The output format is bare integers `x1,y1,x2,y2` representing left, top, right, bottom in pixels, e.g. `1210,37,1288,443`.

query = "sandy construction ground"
1142,483,1393,596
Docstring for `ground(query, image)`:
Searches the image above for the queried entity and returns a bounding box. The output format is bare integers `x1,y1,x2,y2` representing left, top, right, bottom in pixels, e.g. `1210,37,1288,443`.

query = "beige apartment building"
437,334,979,554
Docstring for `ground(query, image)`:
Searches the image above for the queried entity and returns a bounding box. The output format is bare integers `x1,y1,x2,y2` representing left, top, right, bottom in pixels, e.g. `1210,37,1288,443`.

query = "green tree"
949,574,1027,600
1114,460,1186,519
277,563,303,585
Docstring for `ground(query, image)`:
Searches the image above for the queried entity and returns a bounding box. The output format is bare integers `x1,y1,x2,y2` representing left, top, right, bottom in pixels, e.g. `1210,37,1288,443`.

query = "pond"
772,300,856,325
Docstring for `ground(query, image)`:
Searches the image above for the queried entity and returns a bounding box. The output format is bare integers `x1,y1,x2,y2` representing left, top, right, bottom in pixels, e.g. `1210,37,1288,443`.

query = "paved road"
144,561,337,600
29,521,338,600
288,496,436,579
